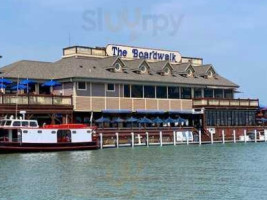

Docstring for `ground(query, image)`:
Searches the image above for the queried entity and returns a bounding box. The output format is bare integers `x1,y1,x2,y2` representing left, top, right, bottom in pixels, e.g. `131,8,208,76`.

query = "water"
1,143,267,200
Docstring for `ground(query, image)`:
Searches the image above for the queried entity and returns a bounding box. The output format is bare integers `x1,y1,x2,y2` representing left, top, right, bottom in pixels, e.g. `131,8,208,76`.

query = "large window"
214,89,223,98
156,86,167,99
194,88,202,98
131,85,143,98
204,89,213,98
124,85,130,97
205,110,256,126
224,89,233,99
168,87,179,99
181,87,191,99
144,86,155,98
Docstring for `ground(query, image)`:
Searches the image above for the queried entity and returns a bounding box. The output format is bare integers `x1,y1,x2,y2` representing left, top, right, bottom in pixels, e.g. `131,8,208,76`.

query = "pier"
96,127,267,149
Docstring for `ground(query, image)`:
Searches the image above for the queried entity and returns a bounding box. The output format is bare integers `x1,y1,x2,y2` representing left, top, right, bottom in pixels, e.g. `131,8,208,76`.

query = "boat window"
30,122,38,127
72,131,77,134
51,131,56,134
23,130,28,133
87,130,91,133
22,121,29,127
0,121,4,126
5,120,12,126
13,121,21,127
38,130,42,134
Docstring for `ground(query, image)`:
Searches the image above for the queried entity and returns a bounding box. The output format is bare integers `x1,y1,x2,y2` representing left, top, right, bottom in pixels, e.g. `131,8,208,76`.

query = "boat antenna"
15,76,19,119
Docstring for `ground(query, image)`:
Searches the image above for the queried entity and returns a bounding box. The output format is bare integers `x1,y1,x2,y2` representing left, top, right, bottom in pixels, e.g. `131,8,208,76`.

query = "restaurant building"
0,44,259,137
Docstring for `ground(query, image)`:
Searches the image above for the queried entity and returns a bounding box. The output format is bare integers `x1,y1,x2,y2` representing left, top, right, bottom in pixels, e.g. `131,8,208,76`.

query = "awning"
136,109,165,114
168,110,193,114
102,109,132,114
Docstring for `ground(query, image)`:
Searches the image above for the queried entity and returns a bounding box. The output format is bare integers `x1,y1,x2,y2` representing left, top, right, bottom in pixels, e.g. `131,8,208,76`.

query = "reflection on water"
1,144,267,200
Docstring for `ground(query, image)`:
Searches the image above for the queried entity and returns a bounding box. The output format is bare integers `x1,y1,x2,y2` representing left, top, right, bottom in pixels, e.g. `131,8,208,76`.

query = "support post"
8,129,12,142
244,129,247,143
131,132,134,148
173,131,176,146
146,132,149,147
100,133,103,149
186,131,189,145
159,131,163,146
211,132,214,144
233,130,236,143
115,132,119,148
222,130,225,144
198,129,202,145
254,130,257,143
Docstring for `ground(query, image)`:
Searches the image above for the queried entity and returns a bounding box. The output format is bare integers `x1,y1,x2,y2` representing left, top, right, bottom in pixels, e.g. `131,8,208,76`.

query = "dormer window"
164,67,170,75
139,65,147,74
207,70,214,78
114,63,122,72
187,69,193,77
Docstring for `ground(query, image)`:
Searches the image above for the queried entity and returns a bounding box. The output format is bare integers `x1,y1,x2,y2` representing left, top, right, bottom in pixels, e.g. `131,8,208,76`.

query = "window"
194,88,202,98
30,122,38,127
187,69,193,77
208,70,214,78
224,89,233,99
181,87,192,99
168,87,179,99
77,82,87,90
131,85,143,98
139,65,147,74
107,84,115,92
156,86,167,99
214,89,223,98
23,130,28,133
164,67,170,75
22,121,29,127
38,130,42,134
204,89,213,98
144,86,155,98
13,121,21,127
5,120,11,126
124,85,130,97
114,63,121,72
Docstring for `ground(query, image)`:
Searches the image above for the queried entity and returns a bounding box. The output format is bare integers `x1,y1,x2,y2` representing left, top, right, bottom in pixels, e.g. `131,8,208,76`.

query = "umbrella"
20,79,36,85
42,80,61,87
95,116,110,129
152,117,163,124
10,84,28,91
112,117,124,123
138,117,152,124
126,116,138,128
95,116,110,123
0,78,12,84
175,117,187,124
164,117,175,124
126,117,138,122
19,79,36,93
0,83,6,89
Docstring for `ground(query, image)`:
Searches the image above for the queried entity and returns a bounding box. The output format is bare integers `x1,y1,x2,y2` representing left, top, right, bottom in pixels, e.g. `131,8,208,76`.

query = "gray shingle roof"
0,56,239,88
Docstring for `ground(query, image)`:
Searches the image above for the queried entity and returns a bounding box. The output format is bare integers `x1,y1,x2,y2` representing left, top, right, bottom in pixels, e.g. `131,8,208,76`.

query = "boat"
0,116,98,153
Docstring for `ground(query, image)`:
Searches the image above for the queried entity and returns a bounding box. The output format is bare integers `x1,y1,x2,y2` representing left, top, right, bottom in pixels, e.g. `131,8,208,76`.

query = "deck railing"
193,98,259,108
0,94,72,106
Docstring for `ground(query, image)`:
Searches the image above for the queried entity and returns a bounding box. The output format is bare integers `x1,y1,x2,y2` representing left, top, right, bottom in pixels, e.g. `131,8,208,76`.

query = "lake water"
1,143,267,200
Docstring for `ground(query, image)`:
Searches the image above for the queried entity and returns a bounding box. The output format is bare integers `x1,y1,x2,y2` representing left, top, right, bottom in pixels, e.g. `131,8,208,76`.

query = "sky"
0,0,267,105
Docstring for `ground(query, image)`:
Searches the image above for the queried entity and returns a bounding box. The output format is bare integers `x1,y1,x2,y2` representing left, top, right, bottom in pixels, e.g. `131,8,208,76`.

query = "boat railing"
0,94,72,106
